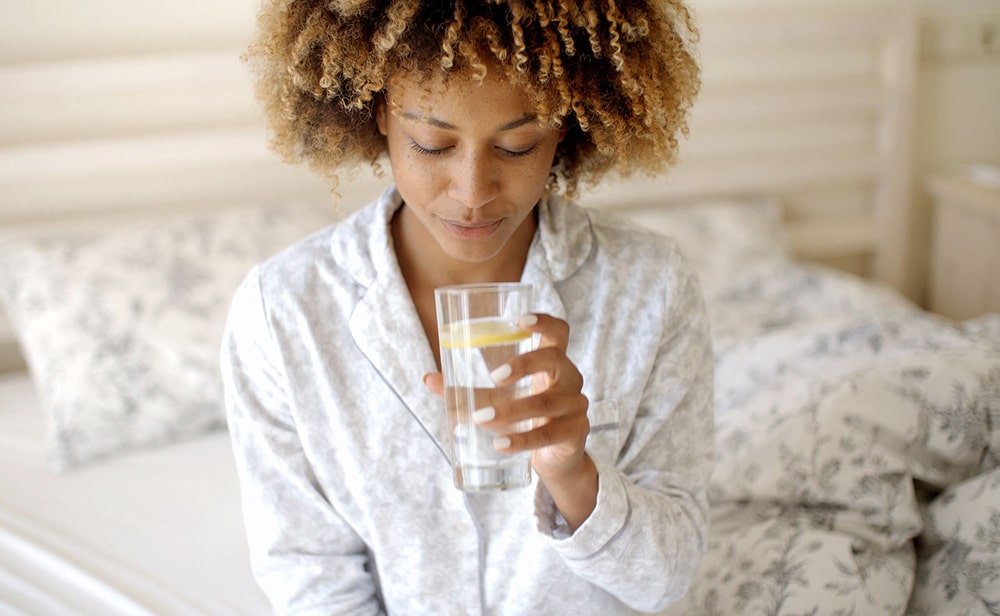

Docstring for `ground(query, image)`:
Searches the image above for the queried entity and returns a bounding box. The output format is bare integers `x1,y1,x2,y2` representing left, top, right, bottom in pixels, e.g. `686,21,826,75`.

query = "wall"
912,0,1000,305
0,0,255,62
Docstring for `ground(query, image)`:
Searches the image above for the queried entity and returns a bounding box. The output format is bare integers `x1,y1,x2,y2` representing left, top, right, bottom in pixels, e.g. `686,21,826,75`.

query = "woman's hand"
424,313,598,530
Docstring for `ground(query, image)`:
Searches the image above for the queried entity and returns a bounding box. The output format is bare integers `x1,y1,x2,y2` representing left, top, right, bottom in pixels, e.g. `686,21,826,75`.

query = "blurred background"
0,0,998,309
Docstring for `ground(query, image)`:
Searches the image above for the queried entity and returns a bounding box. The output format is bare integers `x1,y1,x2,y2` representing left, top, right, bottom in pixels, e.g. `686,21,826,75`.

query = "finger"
422,372,445,398
517,313,569,352
493,410,590,453
443,382,526,414
492,346,584,394
474,389,589,430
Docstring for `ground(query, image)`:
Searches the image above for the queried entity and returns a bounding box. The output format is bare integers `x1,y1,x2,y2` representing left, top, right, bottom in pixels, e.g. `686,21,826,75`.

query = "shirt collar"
329,185,593,288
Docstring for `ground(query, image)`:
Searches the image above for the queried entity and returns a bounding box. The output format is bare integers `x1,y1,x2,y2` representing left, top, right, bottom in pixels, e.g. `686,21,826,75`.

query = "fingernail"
472,406,495,423
490,364,512,383
518,314,537,327
493,436,511,450
422,374,431,385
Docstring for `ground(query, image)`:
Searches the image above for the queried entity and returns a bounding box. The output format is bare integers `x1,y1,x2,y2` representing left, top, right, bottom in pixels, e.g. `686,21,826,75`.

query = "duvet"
666,258,1000,615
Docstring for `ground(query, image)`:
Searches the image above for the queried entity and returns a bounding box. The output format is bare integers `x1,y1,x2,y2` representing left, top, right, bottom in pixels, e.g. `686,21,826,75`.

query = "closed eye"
498,143,540,158
408,140,448,156
407,140,540,159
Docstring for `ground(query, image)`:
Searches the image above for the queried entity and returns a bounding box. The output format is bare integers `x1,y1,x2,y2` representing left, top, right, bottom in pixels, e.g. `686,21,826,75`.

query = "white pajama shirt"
221,187,714,615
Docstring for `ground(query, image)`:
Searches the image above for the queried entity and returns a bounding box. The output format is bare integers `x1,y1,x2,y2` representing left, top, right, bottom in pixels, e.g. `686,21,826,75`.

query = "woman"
222,1,713,613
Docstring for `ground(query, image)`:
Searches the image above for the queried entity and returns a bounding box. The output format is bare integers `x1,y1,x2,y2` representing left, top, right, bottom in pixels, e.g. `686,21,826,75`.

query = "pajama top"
221,187,714,615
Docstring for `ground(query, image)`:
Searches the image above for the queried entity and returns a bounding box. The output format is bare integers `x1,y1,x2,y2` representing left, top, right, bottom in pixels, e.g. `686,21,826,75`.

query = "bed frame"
0,0,918,372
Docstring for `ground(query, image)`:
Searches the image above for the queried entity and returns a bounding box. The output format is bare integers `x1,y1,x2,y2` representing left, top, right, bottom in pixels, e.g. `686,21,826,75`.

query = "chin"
446,247,504,265
438,237,507,265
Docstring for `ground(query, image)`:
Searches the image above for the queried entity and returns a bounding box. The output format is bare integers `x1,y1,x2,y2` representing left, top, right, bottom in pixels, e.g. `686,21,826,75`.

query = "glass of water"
435,283,535,491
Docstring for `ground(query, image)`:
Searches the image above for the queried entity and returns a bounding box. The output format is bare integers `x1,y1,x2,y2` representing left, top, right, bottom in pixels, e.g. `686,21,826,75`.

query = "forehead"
385,68,535,115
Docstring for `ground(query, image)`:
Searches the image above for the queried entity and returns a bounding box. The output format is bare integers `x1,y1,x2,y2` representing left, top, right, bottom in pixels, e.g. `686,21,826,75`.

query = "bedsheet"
0,373,268,616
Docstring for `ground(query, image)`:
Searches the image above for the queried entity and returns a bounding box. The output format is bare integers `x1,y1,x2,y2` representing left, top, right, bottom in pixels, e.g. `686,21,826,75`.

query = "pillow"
909,468,1000,616
0,202,337,470
615,196,787,283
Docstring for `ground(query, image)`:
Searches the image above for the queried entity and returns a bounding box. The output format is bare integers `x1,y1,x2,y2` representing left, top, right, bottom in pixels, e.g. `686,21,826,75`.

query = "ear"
558,124,568,143
376,100,388,136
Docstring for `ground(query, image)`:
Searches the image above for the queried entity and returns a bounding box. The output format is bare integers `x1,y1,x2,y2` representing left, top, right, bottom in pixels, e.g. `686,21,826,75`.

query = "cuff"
533,454,630,560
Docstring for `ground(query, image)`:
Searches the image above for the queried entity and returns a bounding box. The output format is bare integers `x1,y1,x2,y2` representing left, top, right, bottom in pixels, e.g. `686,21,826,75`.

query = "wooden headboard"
590,0,918,289
0,0,918,370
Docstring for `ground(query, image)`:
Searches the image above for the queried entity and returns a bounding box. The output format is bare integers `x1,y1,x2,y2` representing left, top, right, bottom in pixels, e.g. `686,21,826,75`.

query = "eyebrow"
401,112,538,132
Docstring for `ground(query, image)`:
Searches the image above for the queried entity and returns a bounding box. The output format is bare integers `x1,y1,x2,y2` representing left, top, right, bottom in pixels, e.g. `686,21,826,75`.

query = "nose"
447,151,498,210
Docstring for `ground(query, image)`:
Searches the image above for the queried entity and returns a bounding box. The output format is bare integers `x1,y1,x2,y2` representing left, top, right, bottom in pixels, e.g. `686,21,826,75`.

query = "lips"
440,218,504,240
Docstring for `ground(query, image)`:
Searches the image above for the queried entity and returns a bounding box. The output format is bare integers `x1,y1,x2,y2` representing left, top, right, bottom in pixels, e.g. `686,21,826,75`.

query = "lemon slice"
440,318,531,349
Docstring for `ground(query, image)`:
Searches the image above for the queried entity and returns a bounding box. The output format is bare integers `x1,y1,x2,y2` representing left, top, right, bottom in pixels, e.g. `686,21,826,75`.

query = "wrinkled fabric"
221,187,714,615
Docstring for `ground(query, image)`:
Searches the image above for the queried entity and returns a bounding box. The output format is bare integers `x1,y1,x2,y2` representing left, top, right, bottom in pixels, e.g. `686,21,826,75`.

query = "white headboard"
0,0,918,370
588,0,918,289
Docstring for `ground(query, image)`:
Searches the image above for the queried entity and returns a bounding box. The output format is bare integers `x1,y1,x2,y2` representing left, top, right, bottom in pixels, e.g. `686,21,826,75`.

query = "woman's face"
377,69,562,279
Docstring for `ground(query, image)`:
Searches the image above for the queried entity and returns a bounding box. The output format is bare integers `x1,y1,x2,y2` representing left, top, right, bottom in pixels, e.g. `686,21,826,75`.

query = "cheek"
392,153,446,199
509,165,550,194
400,156,442,185
514,149,559,192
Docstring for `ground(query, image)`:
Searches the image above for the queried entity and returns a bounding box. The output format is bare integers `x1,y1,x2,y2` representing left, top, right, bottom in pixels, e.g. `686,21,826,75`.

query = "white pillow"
0,202,336,470
616,196,787,281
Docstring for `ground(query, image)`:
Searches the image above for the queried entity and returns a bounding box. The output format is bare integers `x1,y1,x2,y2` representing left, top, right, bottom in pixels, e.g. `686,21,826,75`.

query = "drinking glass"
435,283,535,491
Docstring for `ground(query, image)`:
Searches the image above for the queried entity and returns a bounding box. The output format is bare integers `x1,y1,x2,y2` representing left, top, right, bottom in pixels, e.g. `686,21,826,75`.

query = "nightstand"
927,169,1000,321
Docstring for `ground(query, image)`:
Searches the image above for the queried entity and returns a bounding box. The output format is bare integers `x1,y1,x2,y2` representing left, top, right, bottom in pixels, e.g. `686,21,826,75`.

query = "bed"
1,1,998,614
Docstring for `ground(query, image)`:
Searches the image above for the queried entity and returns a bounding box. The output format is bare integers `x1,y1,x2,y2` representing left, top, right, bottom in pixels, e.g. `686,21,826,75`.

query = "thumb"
423,372,445,398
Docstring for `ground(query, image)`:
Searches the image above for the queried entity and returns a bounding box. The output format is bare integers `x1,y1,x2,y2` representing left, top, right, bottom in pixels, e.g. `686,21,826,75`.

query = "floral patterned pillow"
909,468,1000,616
0,202,336,470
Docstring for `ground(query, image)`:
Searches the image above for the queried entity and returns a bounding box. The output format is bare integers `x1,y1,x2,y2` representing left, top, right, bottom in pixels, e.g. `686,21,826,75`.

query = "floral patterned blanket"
666,258,1000,616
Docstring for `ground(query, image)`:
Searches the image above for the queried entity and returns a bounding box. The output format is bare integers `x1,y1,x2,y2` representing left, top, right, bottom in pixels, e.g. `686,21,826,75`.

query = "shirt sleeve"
534,250,715,613
221,267,385,616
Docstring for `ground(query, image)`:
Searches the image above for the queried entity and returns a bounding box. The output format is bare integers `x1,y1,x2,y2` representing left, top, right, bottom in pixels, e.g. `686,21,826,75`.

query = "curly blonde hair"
245,0,700,197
